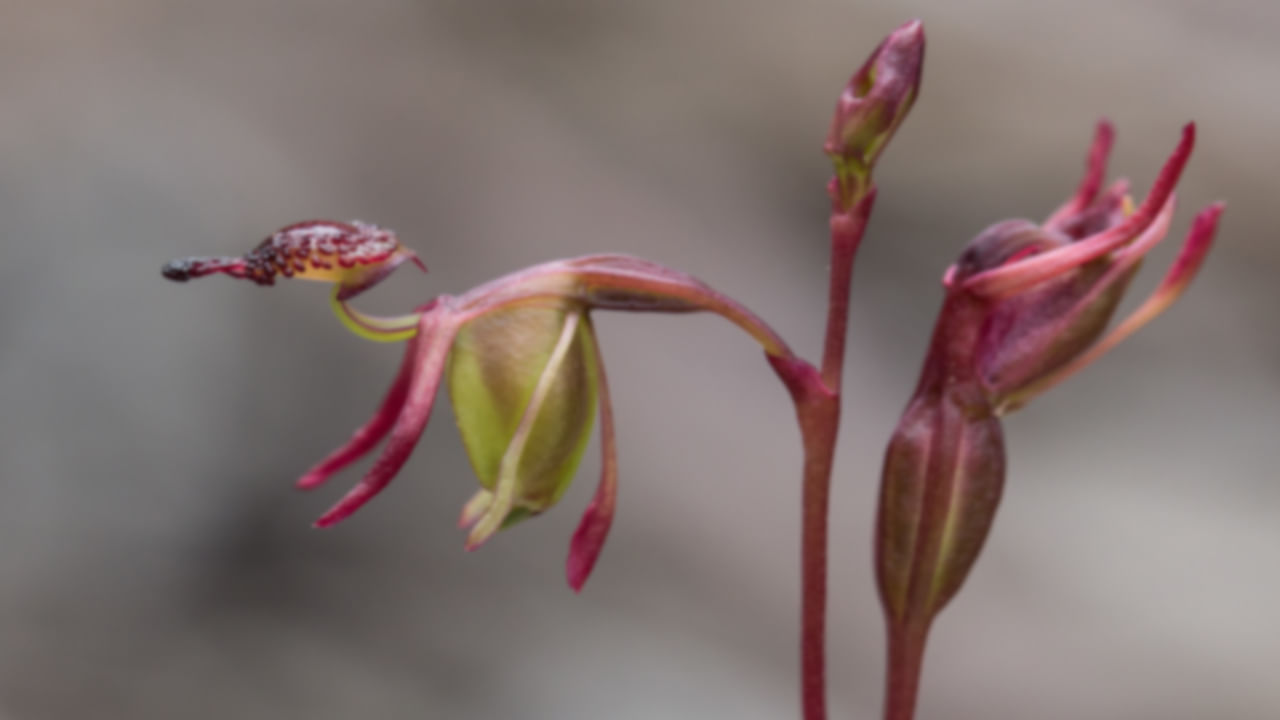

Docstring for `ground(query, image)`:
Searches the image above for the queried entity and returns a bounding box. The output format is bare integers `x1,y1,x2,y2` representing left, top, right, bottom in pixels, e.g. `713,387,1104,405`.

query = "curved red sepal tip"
296,333,421,490
1074,119,1116,210
1081,122,1195,253
1108,123,1195,241
566,319,618,592
313,313,456,528
567,496,614,592
1168,202,1223,284
966,123,1196,298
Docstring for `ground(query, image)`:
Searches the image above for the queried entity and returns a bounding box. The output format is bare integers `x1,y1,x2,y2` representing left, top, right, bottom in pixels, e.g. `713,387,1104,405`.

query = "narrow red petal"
295,332,421,490
1156,201,1223,295
998,202,1222,410
967,123,1195,299
566,317,618,592
1044,120,1115,228
314,310,459,528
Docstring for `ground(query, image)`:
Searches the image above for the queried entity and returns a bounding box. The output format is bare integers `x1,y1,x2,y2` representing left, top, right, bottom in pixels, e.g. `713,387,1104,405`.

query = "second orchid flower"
875,121,1223,719
163,223,804,591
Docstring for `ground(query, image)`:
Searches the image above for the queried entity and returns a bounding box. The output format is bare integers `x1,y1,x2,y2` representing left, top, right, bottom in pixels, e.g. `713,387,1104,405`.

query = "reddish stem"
773,188,877,720
883,621,929,720
822,189,878,390
799,397,839,720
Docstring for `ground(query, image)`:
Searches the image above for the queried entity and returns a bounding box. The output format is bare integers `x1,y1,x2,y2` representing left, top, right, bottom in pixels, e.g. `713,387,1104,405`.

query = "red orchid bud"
877,387,1005,627
825,19,924,204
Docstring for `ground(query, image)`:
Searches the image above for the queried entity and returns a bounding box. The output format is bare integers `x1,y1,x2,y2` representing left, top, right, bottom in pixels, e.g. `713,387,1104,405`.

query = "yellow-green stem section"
330,285,422,343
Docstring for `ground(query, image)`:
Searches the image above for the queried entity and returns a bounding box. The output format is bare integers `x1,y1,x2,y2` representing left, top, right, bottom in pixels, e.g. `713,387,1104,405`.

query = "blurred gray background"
1,1,1276,718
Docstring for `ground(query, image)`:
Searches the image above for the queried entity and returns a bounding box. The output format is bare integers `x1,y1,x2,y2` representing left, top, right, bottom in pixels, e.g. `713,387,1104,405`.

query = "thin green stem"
330,285,422,342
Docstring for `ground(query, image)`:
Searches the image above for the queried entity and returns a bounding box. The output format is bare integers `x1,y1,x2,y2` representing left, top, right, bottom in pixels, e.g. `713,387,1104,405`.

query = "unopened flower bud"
824,19,924,203
877,386,1005,626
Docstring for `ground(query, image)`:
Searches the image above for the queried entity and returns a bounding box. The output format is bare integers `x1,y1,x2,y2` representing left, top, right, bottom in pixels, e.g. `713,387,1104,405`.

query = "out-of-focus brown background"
1,1,1276,718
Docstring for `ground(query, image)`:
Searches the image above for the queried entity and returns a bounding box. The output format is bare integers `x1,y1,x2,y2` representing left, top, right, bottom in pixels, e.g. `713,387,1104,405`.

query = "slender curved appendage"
1004,202,1223,408
566,314,619,592
296,329,423,490
966,124,1195,299
1044,120,1116,229
985,195,1177,414
314,309,460,528
329,284,424,343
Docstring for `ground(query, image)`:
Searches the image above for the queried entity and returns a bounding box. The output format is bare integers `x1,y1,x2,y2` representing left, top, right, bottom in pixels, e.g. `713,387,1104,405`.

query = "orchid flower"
875,122,1223,719
163,222,803,590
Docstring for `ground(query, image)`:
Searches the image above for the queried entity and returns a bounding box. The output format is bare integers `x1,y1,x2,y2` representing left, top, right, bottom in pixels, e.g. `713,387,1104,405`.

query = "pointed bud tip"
824,20,924,177
893,19,924,42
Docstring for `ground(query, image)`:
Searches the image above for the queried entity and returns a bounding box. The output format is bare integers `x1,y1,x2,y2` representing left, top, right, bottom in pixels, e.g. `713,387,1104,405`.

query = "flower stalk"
765,19,924,720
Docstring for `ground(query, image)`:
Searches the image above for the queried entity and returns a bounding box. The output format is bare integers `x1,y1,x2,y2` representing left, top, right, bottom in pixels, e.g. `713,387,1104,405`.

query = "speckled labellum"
161,220,426,300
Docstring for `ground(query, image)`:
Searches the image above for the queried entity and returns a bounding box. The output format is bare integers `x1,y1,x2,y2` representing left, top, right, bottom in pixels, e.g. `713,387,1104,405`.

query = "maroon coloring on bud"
877,388,1005,625
824,19,924,170
876,279,1007,623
